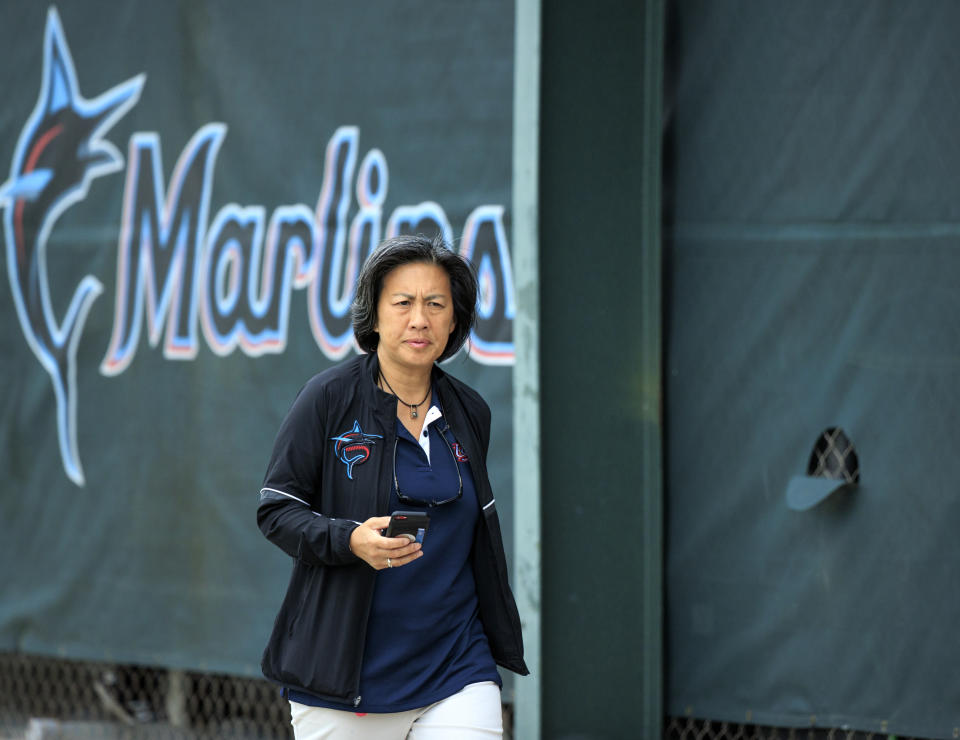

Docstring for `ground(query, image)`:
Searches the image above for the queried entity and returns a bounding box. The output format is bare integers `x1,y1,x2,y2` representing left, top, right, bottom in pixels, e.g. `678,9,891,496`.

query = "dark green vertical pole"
538,0,664,737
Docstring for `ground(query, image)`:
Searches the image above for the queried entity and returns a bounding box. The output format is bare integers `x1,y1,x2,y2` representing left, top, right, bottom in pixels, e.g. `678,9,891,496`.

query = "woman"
258,234,528,739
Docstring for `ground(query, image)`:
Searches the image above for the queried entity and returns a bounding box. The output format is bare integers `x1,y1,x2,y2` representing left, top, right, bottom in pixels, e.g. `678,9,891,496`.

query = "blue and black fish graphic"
0,8,144,485
331,420,382,480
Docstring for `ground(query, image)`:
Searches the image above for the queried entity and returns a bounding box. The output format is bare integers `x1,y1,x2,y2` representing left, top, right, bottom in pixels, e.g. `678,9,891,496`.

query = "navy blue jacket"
257,353,528,706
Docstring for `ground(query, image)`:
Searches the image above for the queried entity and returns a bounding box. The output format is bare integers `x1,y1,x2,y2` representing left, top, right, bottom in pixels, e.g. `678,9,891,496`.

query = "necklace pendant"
410,407,418,419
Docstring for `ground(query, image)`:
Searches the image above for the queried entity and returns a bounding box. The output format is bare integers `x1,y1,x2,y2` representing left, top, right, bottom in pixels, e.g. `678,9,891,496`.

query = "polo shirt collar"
416,404,443,461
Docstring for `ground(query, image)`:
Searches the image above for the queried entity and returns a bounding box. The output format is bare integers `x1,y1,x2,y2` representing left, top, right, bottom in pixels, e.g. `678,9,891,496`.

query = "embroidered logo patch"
331,421,382,480
452,442,469,462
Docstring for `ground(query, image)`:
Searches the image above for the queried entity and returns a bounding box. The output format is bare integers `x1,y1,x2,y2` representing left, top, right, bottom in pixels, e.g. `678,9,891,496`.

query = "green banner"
0,1,515,676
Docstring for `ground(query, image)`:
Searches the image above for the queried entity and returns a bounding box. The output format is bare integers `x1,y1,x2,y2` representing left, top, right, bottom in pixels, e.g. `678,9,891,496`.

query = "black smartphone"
383,511,430,544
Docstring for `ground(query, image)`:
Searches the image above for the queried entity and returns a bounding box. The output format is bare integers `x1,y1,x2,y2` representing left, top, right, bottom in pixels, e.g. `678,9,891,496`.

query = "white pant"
289,681,503,740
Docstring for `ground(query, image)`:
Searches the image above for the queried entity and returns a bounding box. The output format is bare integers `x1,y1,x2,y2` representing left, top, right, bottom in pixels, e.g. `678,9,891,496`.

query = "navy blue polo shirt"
287,402,501,712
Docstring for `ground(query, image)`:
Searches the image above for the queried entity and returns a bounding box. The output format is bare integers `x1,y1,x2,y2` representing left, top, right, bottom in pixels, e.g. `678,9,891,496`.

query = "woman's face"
375,261,456,375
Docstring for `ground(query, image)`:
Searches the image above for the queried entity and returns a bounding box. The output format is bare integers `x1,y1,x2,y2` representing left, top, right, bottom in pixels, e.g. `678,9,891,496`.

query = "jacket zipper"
347,407,393,709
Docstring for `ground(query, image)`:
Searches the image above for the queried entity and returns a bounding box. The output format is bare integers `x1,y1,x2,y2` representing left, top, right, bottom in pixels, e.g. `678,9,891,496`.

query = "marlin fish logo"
0,8,144,485
331,420,382,480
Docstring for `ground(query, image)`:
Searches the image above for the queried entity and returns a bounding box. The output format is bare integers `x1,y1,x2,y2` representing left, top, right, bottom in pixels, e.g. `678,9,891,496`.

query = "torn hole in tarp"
785,427,860,511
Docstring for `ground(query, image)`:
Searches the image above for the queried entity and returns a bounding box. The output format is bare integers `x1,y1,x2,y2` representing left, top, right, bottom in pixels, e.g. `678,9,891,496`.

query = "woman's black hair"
352,233,478,362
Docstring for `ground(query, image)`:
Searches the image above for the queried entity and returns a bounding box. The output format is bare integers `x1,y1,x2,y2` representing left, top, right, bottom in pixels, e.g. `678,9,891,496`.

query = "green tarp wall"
666,2,960,737
0,0,518,682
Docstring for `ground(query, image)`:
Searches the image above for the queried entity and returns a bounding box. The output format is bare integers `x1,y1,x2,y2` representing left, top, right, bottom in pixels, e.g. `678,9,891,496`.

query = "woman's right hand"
349,516,423,570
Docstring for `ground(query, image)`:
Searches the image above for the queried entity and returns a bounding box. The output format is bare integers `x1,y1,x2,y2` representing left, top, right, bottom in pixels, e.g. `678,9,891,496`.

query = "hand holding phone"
383,511,430,544
350,514,424,571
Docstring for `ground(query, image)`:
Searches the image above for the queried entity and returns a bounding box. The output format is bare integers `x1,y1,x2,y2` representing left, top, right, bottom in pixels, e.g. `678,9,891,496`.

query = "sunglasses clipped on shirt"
392,421,463,507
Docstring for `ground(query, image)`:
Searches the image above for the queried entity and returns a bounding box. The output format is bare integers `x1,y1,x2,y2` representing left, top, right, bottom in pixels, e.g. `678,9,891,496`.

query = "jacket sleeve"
257,376,359,566
257,491,359,566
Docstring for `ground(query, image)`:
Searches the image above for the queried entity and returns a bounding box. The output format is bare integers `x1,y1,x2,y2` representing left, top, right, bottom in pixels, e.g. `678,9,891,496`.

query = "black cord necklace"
379,371,431,419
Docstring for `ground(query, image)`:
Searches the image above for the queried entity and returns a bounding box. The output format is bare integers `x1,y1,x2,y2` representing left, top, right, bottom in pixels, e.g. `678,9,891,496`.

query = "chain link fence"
0,653,935,740
807,427,859,484
0,654,519,739
665,717,932,740
0,653,290,739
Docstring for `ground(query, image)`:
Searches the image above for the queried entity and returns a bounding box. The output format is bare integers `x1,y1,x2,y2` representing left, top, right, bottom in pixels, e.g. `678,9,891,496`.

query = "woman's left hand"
349,516,423,570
